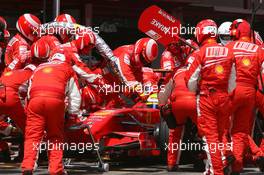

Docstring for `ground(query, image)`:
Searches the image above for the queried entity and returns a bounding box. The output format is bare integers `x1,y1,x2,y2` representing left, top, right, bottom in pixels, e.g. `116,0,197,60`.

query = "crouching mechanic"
185,19,236,175
21,51,81,174
103,38,158,104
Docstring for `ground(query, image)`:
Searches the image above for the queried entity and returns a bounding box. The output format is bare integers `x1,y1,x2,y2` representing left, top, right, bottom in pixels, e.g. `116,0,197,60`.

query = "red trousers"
167,92,197,166
231,85,256,172
0,90,26,132
198,91,231,175
167,127,184,166
22,97,65,174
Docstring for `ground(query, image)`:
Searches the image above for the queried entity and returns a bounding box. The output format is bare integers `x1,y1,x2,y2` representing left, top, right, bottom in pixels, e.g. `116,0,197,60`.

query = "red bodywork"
64,107,161,158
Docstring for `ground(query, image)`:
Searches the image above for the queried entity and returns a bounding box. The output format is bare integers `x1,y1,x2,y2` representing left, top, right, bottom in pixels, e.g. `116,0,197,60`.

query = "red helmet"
73,31,95,54
195,19,217,44
81,85,102,110
31,39,50,61
16,14,41,42
230,19,251,39
54,14,76,43
134,38,158,66
54,14,76,23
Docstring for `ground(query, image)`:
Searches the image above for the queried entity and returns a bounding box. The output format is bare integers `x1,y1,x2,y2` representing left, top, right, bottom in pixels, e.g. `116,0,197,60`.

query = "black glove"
159,104,177,129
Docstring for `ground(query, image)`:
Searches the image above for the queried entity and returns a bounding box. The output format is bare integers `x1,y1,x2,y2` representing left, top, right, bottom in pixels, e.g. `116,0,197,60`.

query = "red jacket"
37,35,61,53
29,60,81,114
1,68,33,90
4,34,31,71
0,65,35,99
111,45,144,87
226,38,262,87
185,40,235,93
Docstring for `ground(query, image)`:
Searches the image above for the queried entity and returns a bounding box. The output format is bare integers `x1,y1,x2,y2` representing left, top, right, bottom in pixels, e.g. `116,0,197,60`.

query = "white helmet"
218,21,232,46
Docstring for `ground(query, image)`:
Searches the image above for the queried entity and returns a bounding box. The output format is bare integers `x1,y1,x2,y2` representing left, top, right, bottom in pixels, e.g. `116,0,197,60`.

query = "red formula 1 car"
63,98,169,172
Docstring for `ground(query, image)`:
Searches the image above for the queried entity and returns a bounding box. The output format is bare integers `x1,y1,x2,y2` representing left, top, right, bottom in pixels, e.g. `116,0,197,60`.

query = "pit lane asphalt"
0,162,262,175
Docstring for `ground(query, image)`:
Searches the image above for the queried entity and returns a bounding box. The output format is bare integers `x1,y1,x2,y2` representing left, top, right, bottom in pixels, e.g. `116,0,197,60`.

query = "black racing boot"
22,170,33,175
256,156,264,172
223,154,236,175
167,165,179,172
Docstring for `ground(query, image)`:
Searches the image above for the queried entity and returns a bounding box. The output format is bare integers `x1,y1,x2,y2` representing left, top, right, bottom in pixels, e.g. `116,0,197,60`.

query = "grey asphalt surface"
0,161,262,175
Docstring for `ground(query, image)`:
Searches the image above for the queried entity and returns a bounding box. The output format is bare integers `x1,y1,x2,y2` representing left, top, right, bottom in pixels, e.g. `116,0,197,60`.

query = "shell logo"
242,58,251,67
215,65,224,74
42,67,53,73
4,72,13,76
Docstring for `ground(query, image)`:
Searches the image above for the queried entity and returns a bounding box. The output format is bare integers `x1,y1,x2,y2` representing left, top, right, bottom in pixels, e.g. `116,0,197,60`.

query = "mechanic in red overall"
101,38,158,105
51,37,106,94
53,14,77,43
0,37,54,137
226,19,264,174
4,14,41,72
159,39,198,171
21,51,81,175
166,67,197,171
35,33,106,113
219,19,264,170
34,35,61,56
185,19,235,175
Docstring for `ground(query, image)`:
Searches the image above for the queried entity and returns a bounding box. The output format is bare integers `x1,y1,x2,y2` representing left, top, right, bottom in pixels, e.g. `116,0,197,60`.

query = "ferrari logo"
4,72,12,76
42,67,53,73
242,58,251,67
215,65,224,74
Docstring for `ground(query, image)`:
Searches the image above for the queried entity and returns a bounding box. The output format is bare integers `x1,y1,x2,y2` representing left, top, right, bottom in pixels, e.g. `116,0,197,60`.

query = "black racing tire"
158,117,169,163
